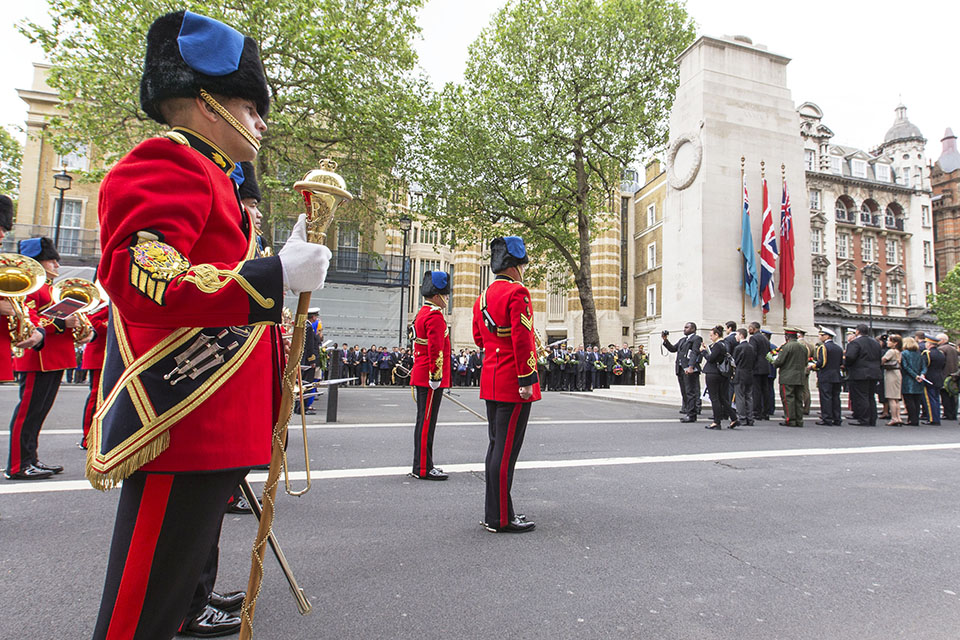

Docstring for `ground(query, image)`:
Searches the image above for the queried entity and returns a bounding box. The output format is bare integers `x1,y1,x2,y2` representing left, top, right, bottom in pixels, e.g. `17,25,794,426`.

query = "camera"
661,330,669,338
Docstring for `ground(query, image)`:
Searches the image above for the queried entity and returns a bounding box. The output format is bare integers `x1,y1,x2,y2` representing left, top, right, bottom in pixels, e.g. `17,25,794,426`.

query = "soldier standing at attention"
769,327,808,427
473,236,540,533
409,270,451,480
87,11,329,638
811,328,844,425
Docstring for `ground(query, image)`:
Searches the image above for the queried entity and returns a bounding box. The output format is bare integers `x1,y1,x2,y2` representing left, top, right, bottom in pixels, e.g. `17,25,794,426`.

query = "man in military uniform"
473,236,540,533
811,328,844,425
0,195,18,384
5,237,80,480
409,270,451,480
797,329,816,415
88,11,330,638
663,322,703,422
769,327,808,427
921,334,946,425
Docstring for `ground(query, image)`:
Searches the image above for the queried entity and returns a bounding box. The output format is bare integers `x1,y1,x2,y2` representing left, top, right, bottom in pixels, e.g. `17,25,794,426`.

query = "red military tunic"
14,281,79,372
89,127,284,483
472,274,541,403
0,317,12,381
80,305,109,370
410,302,451,388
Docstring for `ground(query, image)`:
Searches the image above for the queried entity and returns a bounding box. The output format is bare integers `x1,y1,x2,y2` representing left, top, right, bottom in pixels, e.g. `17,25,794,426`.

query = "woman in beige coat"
882,334,904,426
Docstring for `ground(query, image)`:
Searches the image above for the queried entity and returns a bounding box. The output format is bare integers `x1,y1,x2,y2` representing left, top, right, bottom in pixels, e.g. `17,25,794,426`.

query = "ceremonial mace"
240,160,352,639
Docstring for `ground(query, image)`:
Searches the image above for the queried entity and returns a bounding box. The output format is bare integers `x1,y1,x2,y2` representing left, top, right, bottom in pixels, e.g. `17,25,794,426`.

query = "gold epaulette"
161,130,190,146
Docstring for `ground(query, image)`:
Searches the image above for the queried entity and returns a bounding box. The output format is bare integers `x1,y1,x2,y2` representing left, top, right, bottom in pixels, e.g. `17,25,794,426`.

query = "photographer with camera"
662,322,703,423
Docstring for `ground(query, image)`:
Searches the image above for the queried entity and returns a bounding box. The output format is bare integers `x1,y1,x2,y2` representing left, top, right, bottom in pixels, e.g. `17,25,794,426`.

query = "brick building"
930,128,960,283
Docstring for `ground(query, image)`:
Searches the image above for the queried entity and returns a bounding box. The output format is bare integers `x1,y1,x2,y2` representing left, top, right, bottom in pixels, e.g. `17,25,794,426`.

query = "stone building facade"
631,160,665,341
930,128,960,283
800,102,939,339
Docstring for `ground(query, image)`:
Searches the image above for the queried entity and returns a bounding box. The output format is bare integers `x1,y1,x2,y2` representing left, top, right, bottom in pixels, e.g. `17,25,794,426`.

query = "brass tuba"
51,277,101,342
0,253,46,356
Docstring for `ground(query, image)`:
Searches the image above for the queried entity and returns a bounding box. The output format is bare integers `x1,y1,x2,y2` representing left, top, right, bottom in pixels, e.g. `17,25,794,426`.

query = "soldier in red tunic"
409,270,452,480
78,302,108,449
0,195,16,385
5,237,80,480
88,11,330,639
472,236,541,533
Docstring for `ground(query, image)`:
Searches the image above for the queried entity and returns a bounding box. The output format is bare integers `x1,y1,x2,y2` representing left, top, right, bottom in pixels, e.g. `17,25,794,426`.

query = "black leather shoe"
485,518,535,533
705,424,721,430
34,461,63,474
680,417,696,423
409,468,448,481
226,495,253,514
208,590,245,613
922,421,941,426
179,605,241,637
815,420,832,425
4,464,54,480
779,421,802,427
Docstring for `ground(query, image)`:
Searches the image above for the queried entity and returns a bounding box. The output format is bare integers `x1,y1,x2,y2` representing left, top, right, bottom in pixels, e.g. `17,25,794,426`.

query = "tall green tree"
20,0,427,223
930,266,960,339
412,0,694,346
0,126,23,199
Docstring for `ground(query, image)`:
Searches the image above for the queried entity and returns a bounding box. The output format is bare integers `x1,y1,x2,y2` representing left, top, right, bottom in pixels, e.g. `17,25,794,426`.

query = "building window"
924,241,933,266
646,203,656,227
548,275,567,320
830,156,843,175
56,143,90,171
922,205,931,227
837,233,850,259
812,273,823,300
862,236,875,262
646,284,657,317
809,189,820,211
926,282,935,301
835,199,849,222
336,224,360,272
852,159,867,178
804,149,816,171
899,167,911,186
647,242,657,270
887,282,900,307
875,164,890,182
53,198,84,256
885,238,899,265
810,228,822,254
838,277,851,303
414,259,441,313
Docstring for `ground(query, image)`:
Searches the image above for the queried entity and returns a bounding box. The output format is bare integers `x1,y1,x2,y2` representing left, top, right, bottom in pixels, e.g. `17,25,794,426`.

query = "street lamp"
398,215,412,346
52,166,73,251
863,264,881,332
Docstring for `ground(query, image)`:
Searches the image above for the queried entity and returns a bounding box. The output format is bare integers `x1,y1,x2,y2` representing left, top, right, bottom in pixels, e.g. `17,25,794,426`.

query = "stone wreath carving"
666,125,703,191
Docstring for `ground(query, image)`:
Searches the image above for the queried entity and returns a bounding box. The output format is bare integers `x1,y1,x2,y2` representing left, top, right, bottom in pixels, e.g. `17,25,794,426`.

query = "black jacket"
702,340,729,375
844,335,882,381
814,340,843,385
723,332,738,353
663,334,703,374
748,333,771,375
733,340,755,384
923,347,946,389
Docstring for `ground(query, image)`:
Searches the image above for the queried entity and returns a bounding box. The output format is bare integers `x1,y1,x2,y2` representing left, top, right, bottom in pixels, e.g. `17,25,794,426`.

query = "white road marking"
4,442,960,495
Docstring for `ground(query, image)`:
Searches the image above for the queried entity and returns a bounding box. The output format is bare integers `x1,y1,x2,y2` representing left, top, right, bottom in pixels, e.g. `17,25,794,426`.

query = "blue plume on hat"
490,236,529,273
421,270,450,297
431,271,449,290
19,236,59,262
230,162,245,186
177,11,244,76
504,236,526,259
19,237,41,258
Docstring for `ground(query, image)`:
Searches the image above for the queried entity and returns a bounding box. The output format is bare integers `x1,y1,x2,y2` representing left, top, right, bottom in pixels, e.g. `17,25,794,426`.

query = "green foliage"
930,266,960,338
411,0,694,343
19,0,427,220
0,126,23,198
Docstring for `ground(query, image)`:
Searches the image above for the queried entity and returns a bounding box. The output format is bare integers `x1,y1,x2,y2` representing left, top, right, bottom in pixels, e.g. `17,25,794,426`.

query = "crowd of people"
664,320,960,429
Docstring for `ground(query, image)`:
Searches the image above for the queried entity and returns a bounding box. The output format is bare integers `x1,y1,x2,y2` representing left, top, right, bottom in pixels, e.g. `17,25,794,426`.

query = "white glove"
278,214,332,293
429,379,441,390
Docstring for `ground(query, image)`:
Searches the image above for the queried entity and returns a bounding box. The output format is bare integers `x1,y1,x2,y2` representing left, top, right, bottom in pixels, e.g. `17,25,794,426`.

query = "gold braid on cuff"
199,89,261,151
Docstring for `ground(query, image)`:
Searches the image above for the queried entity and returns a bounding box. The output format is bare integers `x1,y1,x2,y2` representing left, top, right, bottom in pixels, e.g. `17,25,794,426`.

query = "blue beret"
504,236,526,260
231,163,245,186
431,271,449,290
19,237,42,258
177,11,244,76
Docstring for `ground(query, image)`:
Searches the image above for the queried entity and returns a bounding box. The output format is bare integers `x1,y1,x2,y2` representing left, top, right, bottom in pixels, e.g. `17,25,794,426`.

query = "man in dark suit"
747,322,771,421
469,349,482,386
723,322,738,406
811,328,844,425
662,322,703,422
732,328,755,425
587,346,599,391
604,345,616,388
844,324,882,426
922,335,946,425
937,334,958,421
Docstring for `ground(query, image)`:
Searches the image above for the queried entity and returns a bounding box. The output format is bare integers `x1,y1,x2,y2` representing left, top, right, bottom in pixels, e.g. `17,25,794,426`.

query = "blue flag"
741,178,761,306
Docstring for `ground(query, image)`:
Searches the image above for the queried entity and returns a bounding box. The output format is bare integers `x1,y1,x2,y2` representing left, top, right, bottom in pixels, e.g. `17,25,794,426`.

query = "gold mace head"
294,159,353,242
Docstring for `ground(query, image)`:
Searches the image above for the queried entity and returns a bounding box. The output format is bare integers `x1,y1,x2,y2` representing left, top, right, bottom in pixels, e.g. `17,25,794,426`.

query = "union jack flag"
759,175,778,312
778,178,795,309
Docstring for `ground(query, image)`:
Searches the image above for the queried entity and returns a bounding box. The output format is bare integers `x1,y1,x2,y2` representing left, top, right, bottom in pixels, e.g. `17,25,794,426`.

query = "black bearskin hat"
19,236,59,262
237,162,261,202
421,270,450,297
490,236,528,273
0,194,12,231
140,11,270,125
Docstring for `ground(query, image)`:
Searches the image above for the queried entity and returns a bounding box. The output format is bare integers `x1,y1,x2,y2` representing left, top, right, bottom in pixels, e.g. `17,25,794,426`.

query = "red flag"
778,178,795,308
759,176,778,312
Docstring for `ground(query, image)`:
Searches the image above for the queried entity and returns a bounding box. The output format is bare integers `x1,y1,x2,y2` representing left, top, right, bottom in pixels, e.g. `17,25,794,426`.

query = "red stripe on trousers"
499,404,523,527
105,474,174,640
420,388,434,476
9,373,36,473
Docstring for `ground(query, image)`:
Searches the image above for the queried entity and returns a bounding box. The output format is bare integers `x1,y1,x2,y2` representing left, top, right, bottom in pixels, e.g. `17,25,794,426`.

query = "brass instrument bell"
0,253,46,355
51,277,101,342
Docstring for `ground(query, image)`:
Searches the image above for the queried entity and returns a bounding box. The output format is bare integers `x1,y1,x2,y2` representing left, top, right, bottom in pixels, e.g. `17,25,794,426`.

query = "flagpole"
740,156,746,324
782,163,788,327
761,160,766,325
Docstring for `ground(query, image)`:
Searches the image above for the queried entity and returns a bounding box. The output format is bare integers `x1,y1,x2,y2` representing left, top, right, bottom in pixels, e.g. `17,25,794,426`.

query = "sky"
2,0,959,164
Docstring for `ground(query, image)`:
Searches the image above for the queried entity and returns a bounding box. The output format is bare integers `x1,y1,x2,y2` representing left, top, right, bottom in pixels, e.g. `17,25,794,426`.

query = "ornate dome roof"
884,103,924,144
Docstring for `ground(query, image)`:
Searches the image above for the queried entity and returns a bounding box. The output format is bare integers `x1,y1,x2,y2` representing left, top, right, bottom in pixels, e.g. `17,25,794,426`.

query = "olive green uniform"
770,339,809,426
